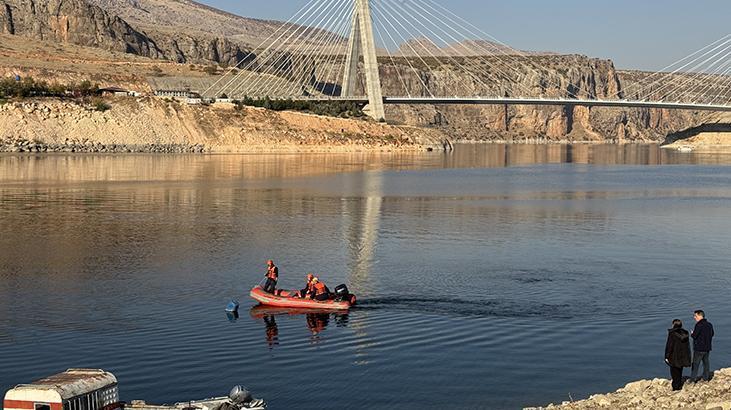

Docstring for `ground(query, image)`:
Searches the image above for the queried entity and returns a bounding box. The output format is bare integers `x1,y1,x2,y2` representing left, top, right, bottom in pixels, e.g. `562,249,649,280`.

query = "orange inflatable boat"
250,285,356,310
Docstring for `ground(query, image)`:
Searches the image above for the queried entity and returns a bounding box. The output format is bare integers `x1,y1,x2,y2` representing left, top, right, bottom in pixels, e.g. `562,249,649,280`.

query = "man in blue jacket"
690,310,715,382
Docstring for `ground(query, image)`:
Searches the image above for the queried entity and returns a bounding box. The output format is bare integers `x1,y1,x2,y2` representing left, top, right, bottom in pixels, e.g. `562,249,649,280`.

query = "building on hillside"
98,87,139,97
3,369,121,410
154,89,201,100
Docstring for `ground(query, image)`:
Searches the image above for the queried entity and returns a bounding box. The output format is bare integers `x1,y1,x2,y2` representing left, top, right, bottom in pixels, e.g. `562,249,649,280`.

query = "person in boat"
311,277,330,301
263,259,278,294
293,273,315,298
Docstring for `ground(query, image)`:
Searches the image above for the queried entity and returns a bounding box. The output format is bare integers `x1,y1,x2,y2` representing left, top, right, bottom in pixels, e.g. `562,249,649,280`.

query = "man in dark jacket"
665,319,691,390
690,310,715,382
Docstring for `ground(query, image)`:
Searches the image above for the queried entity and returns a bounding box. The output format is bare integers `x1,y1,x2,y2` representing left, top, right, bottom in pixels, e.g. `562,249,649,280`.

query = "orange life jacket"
313,282,327,296
266,265,278,280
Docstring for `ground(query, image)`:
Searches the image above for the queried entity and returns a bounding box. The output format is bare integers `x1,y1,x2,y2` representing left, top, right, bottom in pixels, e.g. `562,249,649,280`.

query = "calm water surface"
1,144,730,409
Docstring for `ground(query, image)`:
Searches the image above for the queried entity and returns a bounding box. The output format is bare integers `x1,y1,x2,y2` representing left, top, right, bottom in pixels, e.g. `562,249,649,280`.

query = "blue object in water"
225,299,240,313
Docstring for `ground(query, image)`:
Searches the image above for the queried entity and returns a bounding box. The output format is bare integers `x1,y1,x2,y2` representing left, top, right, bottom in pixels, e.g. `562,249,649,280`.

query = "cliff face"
371,56,703,142
145,31,251,66
0,0,251,65
0,0,163,57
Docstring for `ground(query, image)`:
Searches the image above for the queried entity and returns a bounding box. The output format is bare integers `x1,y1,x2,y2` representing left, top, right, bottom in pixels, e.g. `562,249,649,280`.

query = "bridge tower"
342,0,386,121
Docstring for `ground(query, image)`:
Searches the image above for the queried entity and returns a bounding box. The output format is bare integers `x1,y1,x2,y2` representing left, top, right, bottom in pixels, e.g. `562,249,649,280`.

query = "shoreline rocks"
0,98,451,153
0,137,208,153
525,367,731,410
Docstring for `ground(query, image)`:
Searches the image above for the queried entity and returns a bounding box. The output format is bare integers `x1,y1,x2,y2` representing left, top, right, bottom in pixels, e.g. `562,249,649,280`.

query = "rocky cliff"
0,0,163,57
0,0,254,65
373,55,705,142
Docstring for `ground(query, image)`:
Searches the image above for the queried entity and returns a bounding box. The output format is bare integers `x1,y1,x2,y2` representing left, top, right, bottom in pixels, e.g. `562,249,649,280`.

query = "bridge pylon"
342,0,386,121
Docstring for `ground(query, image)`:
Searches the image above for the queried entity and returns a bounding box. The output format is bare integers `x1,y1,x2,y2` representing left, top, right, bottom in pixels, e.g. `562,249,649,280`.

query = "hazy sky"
199,0,731,71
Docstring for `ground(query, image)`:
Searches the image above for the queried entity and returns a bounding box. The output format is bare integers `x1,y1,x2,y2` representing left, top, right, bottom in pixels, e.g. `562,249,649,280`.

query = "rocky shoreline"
526,367,731,410
0,137,209,153
0,99,451,153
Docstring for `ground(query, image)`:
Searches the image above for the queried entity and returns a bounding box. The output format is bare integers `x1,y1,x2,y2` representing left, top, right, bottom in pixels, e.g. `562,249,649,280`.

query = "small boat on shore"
3,369,266,410
250,285,356,310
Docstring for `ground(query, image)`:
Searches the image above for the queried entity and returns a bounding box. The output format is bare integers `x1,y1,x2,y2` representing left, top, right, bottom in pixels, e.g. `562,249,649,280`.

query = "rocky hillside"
86,0,299,46
0,0,710,143
0,98,449,152
85,0,337,65
0,0,162,57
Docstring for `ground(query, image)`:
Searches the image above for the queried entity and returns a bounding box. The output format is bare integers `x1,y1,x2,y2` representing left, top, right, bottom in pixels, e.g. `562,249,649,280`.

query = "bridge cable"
226,0,336,97
205,0,326,97
221,0,332,97
384,0,500,97
371,6,431,96
369,2,436,97
238,0,345,97
396,0,528,97
642,39,731,103
251,0,352,97
617,34,731,101
405,0,540,98
419,0,590,100
372,11,413,97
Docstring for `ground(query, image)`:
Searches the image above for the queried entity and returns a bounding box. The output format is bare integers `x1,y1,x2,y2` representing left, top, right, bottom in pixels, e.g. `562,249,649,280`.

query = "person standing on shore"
690,310,714,382
665,319,691,391
263,259,278,294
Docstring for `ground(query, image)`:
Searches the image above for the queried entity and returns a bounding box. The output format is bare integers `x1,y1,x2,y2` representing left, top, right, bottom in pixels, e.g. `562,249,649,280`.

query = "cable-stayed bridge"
204,0,731,121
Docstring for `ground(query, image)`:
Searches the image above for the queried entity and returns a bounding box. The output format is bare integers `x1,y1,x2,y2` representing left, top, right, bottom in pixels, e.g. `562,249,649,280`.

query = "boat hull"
250,286,354,310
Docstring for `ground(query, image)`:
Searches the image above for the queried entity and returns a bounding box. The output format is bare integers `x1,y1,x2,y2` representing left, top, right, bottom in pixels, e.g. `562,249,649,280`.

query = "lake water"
1,144,730,409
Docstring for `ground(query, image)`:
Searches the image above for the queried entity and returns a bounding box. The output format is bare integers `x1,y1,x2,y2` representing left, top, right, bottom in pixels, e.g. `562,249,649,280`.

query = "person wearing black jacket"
690,310,715,382
665,319,691,391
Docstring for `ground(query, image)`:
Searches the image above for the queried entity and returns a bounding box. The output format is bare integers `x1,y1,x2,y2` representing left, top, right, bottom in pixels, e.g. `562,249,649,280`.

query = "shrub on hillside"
0,76,99,99
234,96,365,118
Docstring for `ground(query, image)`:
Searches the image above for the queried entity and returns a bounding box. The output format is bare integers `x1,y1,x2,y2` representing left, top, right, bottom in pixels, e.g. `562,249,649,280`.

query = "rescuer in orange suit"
311,277,330,301
263,259,278,293
293,273,315,298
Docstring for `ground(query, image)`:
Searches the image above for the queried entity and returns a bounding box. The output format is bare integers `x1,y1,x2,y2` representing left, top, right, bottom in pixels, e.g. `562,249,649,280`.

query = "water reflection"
248,306,351,348
1,145,730,187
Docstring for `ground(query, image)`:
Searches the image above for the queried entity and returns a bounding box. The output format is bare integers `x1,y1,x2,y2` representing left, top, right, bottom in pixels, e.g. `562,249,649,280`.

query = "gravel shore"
526,368,731,410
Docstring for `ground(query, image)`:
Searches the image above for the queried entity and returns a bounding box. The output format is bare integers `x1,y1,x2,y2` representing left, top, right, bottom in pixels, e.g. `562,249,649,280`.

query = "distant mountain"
86,0,339,51
1,0,550,66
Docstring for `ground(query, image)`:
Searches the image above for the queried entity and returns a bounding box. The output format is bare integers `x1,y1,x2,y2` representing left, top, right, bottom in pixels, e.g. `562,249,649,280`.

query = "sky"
199,0,731,71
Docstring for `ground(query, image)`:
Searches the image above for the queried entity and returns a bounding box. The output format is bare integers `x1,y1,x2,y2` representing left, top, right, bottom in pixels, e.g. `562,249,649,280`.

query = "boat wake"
355,296,573,319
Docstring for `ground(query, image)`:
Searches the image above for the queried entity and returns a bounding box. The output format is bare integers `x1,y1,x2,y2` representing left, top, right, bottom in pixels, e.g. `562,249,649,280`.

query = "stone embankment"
0,98,450,153
526,368,731,410
0,137,208,153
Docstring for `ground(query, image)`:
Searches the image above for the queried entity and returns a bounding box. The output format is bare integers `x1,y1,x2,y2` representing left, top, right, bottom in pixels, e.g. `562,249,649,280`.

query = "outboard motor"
229,385,253,405
334,284,349,301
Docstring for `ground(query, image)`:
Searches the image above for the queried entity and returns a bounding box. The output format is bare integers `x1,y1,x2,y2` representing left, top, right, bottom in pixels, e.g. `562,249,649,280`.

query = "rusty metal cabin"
3,369,121,410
